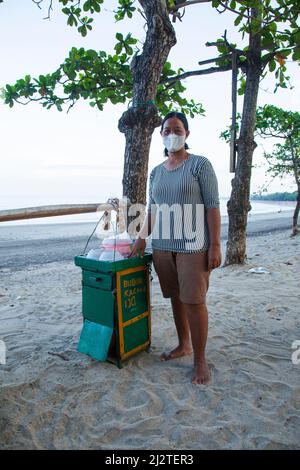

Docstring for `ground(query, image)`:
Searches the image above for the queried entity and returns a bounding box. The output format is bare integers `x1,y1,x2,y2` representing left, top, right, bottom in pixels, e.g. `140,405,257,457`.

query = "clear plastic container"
101,231,132,258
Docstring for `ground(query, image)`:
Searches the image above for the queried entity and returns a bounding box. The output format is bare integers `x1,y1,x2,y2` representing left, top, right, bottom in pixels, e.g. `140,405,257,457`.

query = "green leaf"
268,22,277,34
94,3,101,13
234,15,243,27
293,30,300,46
68,70,77,80
78,25,87,37
83,1,91,12
238,78,246,96
127,38,137,45
114,43,122,54
67,16,74,27
292,47,300,61
261,31,274,49
269,59,276,72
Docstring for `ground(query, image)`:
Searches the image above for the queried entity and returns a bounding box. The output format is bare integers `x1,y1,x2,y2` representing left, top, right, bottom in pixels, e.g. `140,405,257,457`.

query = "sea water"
0,196,295,226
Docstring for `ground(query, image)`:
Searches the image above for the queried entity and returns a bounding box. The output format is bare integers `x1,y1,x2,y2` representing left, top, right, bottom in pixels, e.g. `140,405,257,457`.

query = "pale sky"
0,0,299,211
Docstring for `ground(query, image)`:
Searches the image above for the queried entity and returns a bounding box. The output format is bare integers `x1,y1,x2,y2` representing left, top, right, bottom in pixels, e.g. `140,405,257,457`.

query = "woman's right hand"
129,237,146,258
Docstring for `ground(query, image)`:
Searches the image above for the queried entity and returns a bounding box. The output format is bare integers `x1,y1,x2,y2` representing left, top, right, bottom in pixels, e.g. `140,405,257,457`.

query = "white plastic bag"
86,248,103,260
248,266,270,274
99,250,124,261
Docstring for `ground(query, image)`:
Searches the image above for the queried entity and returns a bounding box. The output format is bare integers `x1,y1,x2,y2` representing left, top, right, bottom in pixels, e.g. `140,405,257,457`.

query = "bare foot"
192,361,211,385
160,345,193,361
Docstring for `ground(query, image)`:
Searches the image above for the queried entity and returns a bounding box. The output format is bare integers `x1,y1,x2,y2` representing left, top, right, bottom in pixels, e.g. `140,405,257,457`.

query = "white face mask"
162,134,186,153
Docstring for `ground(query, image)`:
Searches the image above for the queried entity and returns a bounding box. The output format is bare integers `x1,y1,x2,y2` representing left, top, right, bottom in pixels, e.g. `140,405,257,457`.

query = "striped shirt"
147,154,220,253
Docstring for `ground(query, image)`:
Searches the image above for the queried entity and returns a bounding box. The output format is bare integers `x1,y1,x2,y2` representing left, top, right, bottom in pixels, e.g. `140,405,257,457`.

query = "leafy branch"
2,43,204,118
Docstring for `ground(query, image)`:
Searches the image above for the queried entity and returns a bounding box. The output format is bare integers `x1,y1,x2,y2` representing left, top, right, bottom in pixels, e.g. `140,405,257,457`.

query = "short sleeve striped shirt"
147,154,220,253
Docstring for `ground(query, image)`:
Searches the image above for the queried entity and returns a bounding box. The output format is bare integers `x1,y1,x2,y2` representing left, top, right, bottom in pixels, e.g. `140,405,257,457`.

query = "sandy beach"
0,213,299,449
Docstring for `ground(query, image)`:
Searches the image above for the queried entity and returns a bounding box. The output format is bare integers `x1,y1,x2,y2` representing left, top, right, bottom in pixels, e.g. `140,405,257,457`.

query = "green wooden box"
74,253,152,368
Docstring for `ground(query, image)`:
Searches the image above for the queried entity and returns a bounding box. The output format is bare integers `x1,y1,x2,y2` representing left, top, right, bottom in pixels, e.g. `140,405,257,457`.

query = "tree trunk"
292,183,300,236
290,141,300,237
224,5,262,265
118,0,176,233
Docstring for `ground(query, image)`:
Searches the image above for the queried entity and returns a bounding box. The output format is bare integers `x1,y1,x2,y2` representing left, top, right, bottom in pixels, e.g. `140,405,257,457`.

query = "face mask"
162,134,186,153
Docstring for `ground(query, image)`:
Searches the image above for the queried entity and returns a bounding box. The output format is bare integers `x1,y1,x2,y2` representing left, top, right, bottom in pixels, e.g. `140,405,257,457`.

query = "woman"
130,111,221,385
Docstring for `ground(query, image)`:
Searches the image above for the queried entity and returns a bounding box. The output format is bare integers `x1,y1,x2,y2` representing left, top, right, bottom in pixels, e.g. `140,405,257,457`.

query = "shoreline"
0,210,295,270
0,209,294,241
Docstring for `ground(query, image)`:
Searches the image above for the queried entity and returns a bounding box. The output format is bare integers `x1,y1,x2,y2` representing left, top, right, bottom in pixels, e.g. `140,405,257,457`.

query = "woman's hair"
161,111,189,156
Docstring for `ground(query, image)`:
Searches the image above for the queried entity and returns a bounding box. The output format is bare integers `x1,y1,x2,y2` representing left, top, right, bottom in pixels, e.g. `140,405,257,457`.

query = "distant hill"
251,191,297,201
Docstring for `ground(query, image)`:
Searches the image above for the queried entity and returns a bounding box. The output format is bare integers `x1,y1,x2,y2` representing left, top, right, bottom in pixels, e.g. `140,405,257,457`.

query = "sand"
0,226,299,449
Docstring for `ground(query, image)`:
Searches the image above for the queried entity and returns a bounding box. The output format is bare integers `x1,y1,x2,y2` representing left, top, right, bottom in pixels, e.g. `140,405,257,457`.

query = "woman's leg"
185,302,211,385
175,252,211,384
160,295,193,361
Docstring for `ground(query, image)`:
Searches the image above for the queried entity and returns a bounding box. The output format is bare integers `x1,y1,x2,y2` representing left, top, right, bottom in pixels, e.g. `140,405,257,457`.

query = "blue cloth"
77,319,113,361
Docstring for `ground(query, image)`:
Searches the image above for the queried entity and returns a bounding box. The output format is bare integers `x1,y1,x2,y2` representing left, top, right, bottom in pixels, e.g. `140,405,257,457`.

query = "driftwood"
0,203,117,223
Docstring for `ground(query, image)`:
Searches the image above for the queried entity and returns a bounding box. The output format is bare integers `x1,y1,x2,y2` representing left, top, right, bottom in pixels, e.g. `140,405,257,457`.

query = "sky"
0,0,299,212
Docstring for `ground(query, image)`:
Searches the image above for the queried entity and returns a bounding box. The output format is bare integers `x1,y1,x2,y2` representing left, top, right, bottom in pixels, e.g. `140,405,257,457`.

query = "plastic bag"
248,267,270,274
101,231,132,257
86,248,103,260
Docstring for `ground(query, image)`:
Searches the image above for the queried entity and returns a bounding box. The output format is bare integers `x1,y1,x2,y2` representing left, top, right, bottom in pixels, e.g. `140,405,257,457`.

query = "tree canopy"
2,1,300,115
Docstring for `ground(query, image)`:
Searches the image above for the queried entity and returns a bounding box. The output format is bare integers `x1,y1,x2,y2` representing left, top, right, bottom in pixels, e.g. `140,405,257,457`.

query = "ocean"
0,196,295,226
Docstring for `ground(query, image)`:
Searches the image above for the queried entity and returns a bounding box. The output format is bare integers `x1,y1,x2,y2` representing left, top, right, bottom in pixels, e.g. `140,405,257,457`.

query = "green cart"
74,253,152,368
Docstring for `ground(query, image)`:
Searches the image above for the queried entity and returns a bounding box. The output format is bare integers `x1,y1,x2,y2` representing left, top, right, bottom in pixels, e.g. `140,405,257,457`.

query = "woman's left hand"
208,243,222,270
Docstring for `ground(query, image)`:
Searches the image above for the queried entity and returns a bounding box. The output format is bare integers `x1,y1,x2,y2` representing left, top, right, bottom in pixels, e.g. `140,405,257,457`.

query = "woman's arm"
196,159,221,269
129,210,156,257
206,207,222,270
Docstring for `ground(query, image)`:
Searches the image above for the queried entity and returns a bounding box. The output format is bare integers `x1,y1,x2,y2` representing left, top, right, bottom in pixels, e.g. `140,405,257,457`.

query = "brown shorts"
152,249,210,305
